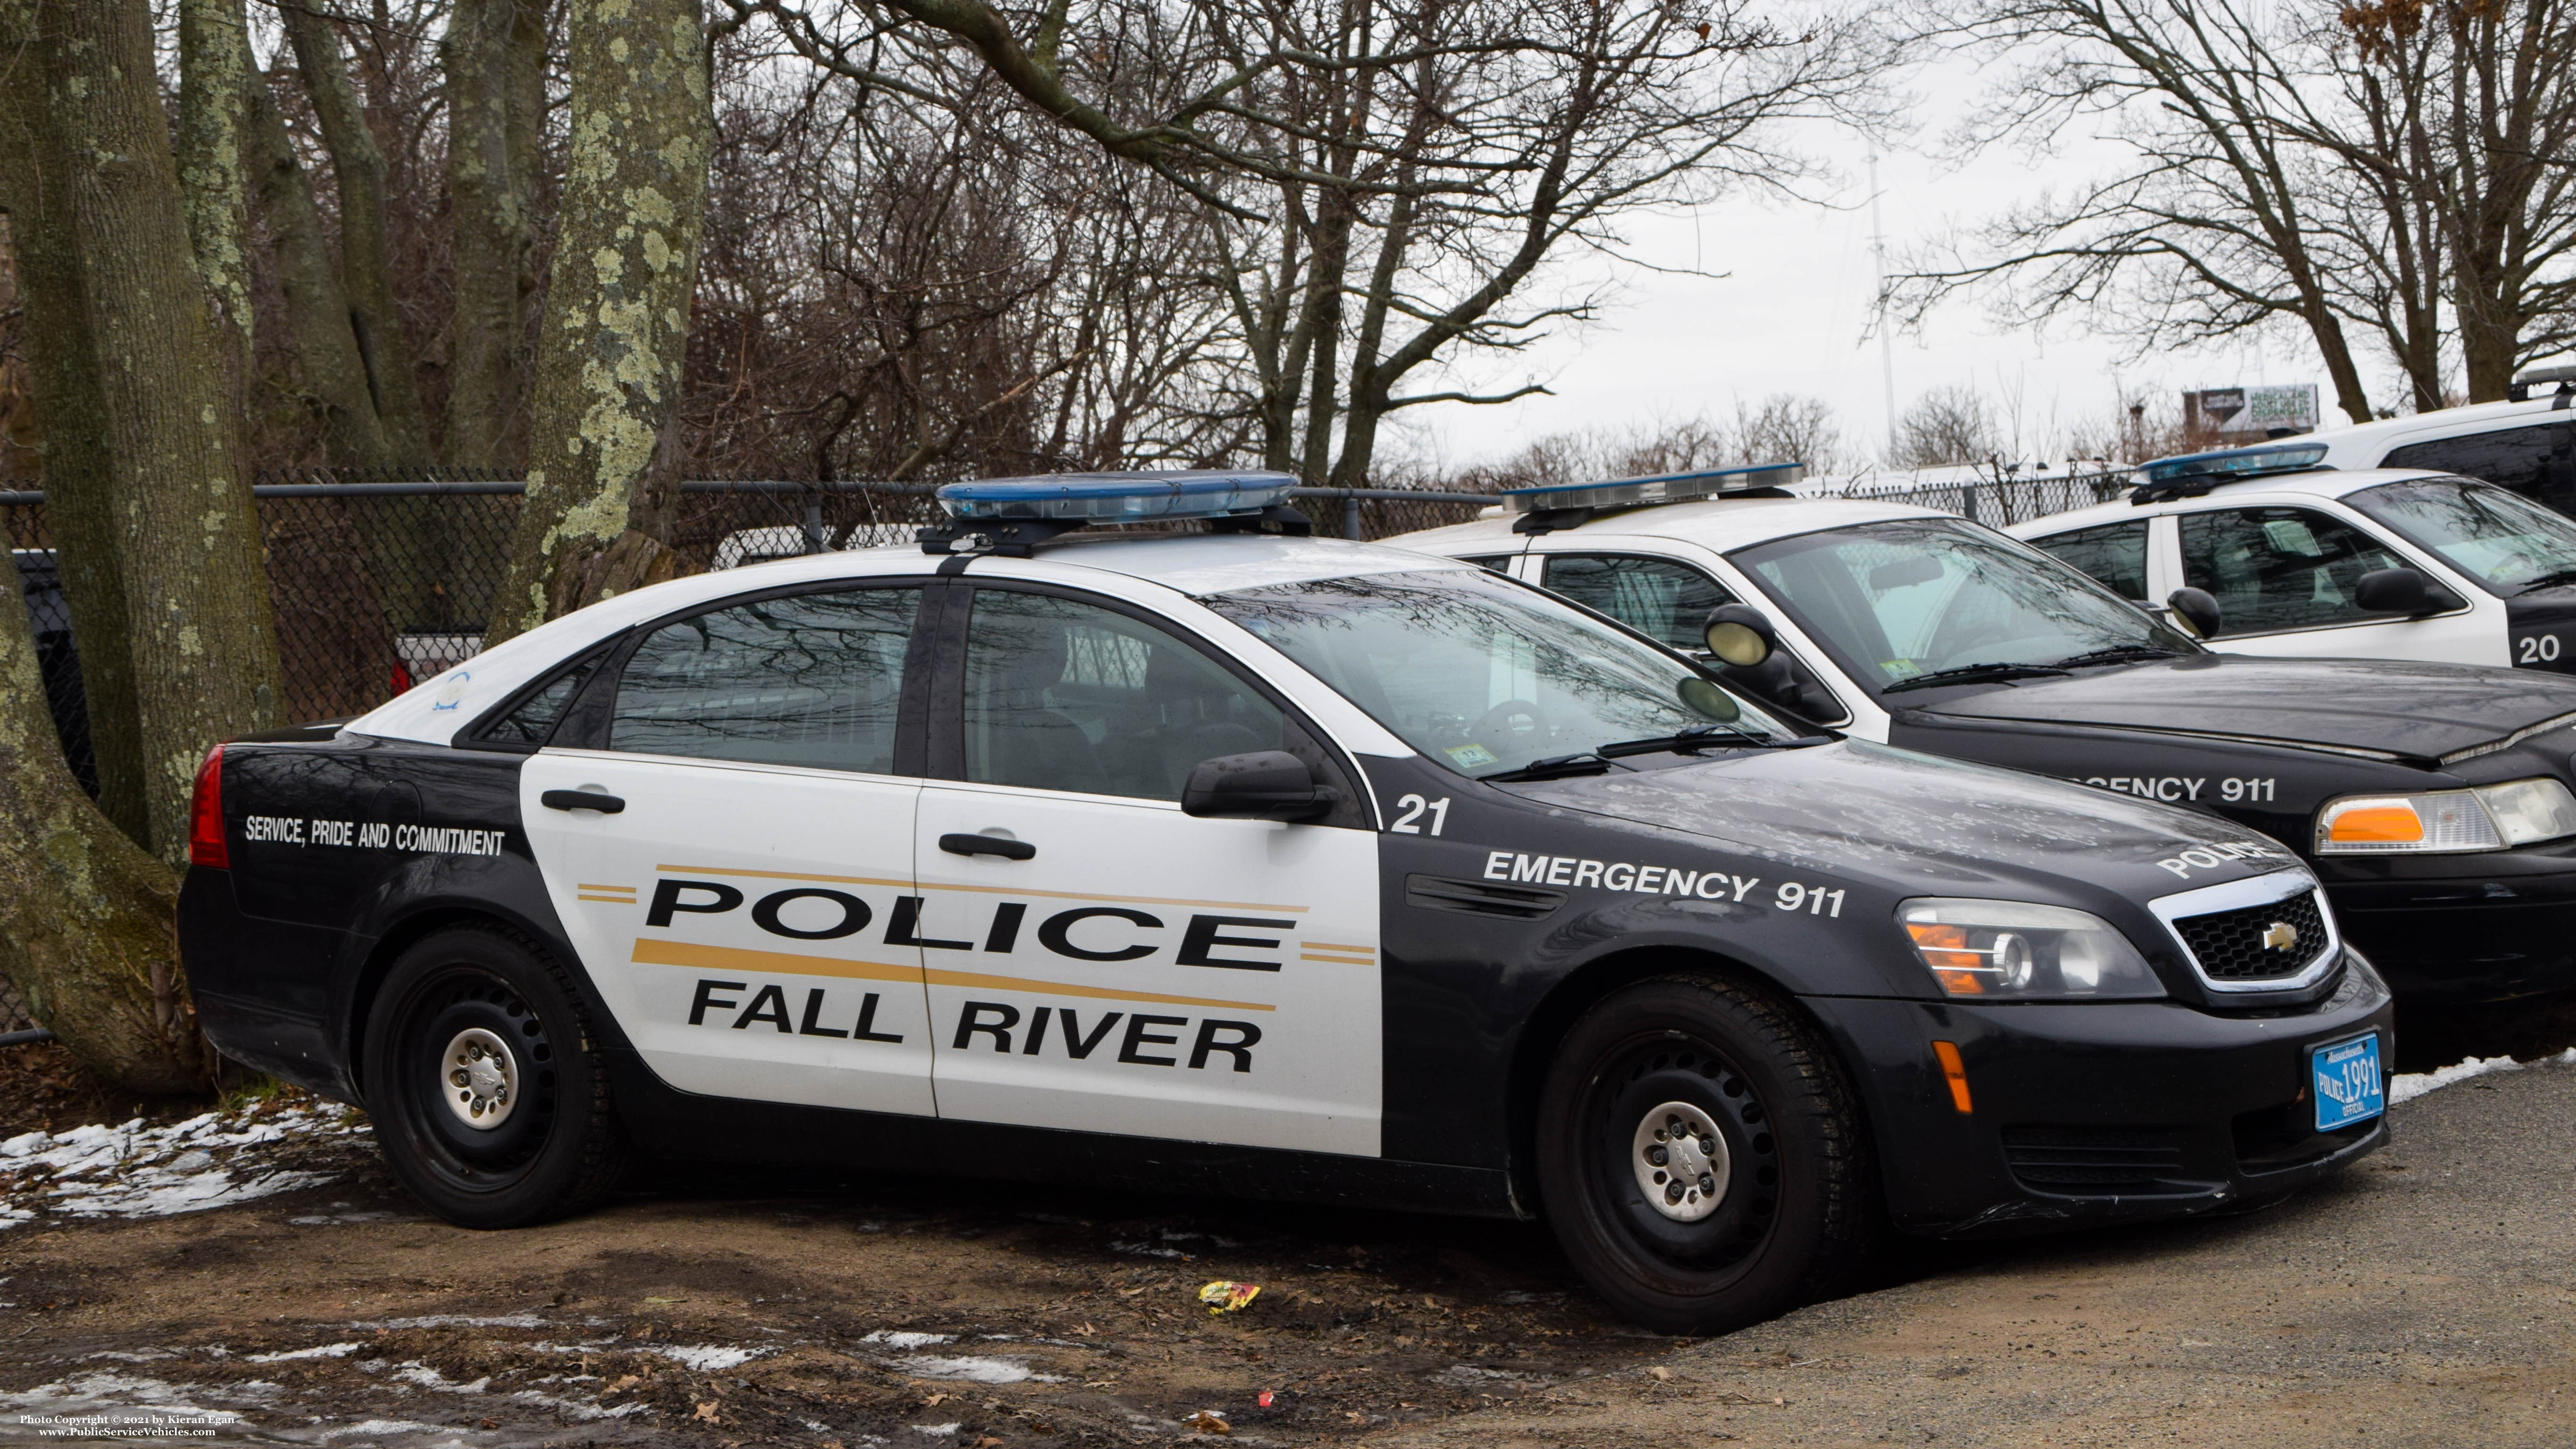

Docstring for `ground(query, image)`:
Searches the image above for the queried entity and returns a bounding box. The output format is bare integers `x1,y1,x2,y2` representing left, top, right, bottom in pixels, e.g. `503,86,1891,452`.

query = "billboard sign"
2185,385,2320,437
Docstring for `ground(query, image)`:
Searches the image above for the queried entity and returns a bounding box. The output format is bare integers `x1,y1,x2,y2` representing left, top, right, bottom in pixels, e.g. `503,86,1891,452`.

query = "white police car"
2292,363,2575,507
1389,466,2576,1004
180,471,2391,1334
2009,441,2576,674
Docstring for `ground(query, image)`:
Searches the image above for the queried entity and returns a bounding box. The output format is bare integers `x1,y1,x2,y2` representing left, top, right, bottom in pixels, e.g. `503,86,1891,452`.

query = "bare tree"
1888,383,2001,468
1732,392,1844,470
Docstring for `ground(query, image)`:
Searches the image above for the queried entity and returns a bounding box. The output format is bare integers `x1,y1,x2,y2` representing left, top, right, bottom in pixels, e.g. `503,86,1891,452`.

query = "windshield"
1204,568,1788,777
1730,517,2199,693
2344,476,2576,596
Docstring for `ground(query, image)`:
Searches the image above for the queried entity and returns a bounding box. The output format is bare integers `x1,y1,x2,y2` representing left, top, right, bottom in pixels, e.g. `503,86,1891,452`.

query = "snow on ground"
0,1099,367,1228
2388,1047,2576,1106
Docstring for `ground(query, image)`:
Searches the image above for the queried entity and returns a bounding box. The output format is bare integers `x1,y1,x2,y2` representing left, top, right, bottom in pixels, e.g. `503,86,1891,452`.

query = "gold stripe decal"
629,939,1276,1012
655,865,1304,915
1299,953,1374,965
1304,941,1374,953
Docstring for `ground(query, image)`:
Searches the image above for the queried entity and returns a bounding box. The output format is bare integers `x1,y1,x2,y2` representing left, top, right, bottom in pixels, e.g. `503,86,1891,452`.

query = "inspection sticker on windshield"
1445,743,1499,769
2312,1033,2384,1132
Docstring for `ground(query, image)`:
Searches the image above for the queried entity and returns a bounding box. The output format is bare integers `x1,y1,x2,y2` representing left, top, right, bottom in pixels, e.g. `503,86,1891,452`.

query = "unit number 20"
1390,794,1451,835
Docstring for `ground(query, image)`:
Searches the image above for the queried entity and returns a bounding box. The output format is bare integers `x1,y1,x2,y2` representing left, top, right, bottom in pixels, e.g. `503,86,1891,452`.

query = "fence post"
1960,482,1981,525
802,490,825,554
1342,493,1363,540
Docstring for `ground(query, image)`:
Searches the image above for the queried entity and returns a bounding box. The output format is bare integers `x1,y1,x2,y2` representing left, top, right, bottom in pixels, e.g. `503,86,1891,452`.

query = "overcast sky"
1403,58,2338,472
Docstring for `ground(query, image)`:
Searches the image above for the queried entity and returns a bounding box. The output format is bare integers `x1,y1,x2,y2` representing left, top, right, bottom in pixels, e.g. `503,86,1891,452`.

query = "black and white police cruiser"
2010,440,2576,674
1391,465,2576,1005
181,472,2392,1333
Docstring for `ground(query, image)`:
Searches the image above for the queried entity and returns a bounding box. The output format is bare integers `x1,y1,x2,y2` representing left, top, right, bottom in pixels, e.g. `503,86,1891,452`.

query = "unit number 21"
1390,794,1451,835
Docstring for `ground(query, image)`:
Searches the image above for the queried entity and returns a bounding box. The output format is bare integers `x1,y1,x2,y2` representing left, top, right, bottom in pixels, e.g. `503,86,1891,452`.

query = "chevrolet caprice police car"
2010,442,2576,675
180,473,2392,1334
1391,465,2576,1005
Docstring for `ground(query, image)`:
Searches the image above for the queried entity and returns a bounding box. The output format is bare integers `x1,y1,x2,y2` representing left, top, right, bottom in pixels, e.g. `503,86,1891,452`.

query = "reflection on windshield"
2345,476,2576,596
1730,519,2199,692
1205,569,1785,777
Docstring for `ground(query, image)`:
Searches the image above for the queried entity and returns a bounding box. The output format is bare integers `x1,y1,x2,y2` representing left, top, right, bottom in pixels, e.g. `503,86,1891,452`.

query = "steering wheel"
1471,699,1552,758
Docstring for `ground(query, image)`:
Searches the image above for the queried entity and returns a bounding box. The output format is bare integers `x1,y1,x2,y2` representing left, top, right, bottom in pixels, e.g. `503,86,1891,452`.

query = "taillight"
188,744,228,869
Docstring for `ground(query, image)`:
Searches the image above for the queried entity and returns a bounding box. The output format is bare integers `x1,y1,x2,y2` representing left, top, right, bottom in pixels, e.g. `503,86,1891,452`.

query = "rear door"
1529,549,1850,724
518,579,940,1116
911,582,1385,1156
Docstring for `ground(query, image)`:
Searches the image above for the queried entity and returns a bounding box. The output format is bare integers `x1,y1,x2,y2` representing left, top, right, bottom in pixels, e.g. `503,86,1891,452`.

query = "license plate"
2312,1033,2385,1132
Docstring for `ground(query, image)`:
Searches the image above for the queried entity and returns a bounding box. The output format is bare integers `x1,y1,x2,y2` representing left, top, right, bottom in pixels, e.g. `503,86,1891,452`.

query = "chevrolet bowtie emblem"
2260,920,2299,952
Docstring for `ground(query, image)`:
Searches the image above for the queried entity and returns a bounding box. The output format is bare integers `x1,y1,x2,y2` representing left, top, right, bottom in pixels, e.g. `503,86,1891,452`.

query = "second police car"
1391,465,2576,1005
179,473,2391,1333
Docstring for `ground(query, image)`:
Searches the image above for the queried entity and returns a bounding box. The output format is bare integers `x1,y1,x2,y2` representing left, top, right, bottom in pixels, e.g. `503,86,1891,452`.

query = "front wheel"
361,927,629,1228
1535,974,1877,1334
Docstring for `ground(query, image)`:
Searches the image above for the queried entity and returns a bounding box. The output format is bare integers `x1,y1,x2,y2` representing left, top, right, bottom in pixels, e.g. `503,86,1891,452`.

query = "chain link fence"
1810,468,2136,525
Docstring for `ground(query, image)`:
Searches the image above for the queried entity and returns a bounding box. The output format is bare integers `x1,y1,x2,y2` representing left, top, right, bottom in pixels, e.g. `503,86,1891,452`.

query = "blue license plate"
2312,1033,2385,1132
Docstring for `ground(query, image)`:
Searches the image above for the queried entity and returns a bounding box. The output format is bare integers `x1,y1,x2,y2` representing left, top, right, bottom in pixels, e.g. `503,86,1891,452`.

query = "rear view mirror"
1182,750,1338,822
1702,604,1778,668
2353,566,2461,616
1868,555,1944,591
2165,587,2222,639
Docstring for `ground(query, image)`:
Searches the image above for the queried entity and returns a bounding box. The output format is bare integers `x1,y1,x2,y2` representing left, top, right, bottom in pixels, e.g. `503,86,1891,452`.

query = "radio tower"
1870,152,1897,463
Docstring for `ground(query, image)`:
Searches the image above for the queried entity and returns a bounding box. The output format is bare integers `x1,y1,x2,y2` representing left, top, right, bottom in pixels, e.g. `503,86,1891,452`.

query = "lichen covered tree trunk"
0,550,210,1096
175,0,255,403
444,0,547,468
487,0,710,644
0,1,151,847
42,0,283,859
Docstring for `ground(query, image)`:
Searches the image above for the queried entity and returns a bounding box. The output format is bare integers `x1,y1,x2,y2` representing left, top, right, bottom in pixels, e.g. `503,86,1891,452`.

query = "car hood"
1907,653,2576,764
1502,740,2298,902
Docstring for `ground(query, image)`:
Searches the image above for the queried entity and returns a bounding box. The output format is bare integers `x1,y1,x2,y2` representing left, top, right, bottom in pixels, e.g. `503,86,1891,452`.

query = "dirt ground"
1,1002,2571,1448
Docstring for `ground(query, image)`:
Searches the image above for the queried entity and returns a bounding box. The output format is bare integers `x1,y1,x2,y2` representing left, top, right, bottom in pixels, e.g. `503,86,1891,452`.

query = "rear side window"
1540,554,1736,651
477,652,601,746
608,586,920,773
2029,522,2151,601
2177,508,2410,635
2381,422,2572,496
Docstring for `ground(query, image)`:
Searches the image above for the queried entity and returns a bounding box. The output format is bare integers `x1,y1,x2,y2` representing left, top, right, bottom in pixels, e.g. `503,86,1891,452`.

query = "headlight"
1898,899,2167,1000
2315,778,2576,854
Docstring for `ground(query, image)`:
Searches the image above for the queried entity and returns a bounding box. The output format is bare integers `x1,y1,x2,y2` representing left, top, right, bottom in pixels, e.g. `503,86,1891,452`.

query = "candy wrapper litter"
1197,1280,1261,1315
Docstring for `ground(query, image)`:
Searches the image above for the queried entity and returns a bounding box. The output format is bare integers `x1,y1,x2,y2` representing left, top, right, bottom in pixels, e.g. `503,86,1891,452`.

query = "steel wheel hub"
440,1027,520,1131
1631,1100,1731,1222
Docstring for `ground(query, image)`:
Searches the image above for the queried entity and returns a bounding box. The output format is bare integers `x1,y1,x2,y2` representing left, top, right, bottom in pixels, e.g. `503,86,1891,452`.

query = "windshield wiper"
2516,566,2576,595
2047,644,2186,669
1881,661,2072,694
1479,753,1616,782
1596,724,1773,758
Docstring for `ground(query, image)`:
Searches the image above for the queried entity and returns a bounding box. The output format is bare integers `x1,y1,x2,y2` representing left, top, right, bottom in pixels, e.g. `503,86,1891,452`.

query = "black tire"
1535,973,1877,1334
361,926,629,1228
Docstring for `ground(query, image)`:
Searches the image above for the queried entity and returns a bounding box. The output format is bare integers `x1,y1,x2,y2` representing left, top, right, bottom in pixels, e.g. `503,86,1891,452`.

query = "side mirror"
2353,566,2462,616
1181,750,1338,822
2165,587,2222,640
1702,604,1778,668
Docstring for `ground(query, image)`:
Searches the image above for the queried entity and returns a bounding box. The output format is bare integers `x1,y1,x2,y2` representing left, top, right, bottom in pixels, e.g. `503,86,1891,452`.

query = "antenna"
1869,152,1897,461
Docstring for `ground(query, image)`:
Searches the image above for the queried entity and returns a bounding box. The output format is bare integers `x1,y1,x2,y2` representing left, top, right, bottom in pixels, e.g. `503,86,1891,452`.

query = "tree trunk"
42,0,284,861
444,0,543,468
282,0,433,461
245,69,397,469
176,0,255,405
0,550,210,1096
0,7,152,847
487,0,711,645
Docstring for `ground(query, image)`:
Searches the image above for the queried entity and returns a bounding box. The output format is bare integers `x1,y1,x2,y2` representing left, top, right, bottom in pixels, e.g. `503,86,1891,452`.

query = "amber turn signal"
1931,1040,1972,1114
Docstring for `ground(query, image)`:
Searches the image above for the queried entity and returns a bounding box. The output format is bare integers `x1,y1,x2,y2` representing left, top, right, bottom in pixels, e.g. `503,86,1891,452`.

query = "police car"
2287,363,2575,506
1389,466,2576,1005
2008,441,2576,674
179,472,2392,1334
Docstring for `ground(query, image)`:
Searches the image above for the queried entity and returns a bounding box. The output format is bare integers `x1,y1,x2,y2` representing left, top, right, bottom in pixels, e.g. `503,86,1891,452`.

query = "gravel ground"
0,1044,2568,1446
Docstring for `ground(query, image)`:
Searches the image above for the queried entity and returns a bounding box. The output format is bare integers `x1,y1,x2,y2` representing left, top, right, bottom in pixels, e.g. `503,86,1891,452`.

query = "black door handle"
540,789,626,814
940,832,1034,860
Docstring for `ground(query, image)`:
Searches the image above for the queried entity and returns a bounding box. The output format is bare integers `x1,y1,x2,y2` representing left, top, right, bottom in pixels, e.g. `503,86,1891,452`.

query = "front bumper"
1808,957,2393,1238
2321,845,2576,1002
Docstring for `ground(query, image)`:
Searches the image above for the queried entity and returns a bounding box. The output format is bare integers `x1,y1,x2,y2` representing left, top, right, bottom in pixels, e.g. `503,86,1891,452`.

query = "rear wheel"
1536,974,1876,1334
361,927,628,1227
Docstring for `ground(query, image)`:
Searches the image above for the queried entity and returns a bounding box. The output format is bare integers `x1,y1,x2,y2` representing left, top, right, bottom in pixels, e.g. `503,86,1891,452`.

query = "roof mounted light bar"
2508,364,2576,405
1503,462,1805,535
2131,441,2330,505
920,470,1308,556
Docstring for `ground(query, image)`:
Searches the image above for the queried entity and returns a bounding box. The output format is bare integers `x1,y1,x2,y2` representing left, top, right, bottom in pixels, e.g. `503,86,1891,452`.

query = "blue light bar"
937,470,1297,525
2139,441,2329,485
1501,462,1805,514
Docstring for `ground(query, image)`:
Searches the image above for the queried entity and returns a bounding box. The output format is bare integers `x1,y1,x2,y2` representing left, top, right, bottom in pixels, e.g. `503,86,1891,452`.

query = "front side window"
962,590,1284,801
1730,518,2194,692
609,587,919,772
2177,507,2413,635
2029,521,2151,601
1541,554,1737,651
1205,568,1785,777
2345,476,2576,596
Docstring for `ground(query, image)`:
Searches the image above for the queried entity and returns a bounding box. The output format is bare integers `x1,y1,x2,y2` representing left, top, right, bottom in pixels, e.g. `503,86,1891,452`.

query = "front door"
911,584,1384,1156
520,582,938,1116
2172,505,2496,664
